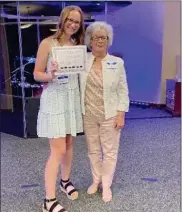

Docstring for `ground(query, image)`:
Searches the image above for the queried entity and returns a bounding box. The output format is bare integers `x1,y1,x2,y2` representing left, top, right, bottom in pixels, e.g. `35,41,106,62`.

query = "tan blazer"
80,52,129,119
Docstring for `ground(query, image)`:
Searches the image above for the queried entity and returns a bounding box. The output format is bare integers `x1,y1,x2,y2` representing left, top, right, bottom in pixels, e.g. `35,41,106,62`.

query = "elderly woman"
80,21,129,202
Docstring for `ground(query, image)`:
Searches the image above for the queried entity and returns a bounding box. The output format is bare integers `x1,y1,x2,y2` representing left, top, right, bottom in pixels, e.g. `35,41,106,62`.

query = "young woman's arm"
33,38,56,82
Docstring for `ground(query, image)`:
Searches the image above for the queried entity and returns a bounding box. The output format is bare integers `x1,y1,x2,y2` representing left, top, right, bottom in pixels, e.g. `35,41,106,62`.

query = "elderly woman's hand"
115,111,125,130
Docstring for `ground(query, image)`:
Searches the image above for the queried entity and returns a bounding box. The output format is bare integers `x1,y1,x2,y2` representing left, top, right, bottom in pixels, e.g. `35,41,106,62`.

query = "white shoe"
87,183,100,195
102,187,112,202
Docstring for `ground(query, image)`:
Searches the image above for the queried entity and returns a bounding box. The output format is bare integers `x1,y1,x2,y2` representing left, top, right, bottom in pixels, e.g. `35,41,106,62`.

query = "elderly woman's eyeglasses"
66,18,80,26
91,36,108,41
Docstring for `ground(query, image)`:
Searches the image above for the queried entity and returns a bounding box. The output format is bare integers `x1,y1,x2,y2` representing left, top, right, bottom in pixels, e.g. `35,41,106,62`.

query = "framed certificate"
52,45,87,75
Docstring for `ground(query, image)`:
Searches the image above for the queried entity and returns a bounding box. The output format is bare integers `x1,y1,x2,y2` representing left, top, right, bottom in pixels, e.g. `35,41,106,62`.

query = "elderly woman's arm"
116,59,129,113
115,59,129,129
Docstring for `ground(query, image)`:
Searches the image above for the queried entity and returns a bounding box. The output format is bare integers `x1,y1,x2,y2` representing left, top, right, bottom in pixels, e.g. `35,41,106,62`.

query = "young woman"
33,5,85,212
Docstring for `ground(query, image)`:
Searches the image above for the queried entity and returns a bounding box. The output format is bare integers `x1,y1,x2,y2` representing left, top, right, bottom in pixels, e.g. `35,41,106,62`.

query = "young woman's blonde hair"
53,5,85,45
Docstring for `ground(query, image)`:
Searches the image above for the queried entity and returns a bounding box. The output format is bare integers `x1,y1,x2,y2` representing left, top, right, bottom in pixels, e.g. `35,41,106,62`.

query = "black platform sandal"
42,198,67,212
60,179,78,200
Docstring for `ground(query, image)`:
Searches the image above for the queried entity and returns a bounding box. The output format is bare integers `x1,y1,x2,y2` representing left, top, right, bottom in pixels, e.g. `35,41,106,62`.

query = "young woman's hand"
49,61,58,80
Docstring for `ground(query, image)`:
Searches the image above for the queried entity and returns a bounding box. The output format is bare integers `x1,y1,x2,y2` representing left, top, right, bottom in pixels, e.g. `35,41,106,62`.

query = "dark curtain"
0,18,13,110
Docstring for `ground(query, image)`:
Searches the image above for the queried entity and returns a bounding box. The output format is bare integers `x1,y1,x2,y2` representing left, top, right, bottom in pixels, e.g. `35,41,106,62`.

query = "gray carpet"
125,106,173,119
1,115,181,212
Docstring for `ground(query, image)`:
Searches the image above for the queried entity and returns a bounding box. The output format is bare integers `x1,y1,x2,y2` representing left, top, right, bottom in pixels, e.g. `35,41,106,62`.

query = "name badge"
107,61,117,71
56,75,69,84
107,61,117,65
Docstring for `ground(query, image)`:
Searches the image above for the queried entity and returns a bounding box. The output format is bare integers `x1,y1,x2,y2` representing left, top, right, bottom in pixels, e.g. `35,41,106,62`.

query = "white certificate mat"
52,45,87,75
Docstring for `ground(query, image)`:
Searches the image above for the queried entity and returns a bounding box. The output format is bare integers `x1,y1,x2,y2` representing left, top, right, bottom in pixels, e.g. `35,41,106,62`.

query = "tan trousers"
83,114,121,188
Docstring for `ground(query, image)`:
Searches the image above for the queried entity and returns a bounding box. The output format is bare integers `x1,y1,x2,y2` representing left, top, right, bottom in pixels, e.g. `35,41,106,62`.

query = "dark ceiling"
0,1,132,17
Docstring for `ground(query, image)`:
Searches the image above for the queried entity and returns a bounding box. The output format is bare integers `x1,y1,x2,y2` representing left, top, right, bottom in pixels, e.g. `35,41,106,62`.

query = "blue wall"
95,1,165,103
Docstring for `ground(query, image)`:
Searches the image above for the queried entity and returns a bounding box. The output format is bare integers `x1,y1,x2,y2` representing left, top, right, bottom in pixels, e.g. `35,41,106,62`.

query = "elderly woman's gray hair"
84,21,113,49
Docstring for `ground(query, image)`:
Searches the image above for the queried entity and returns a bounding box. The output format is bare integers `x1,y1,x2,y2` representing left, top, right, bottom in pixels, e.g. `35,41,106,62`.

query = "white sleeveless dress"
37,40,83,138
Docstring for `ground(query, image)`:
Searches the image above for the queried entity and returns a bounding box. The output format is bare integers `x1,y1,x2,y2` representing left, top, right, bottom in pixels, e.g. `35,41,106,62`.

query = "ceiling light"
49,28,57,32
20,24,32,29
